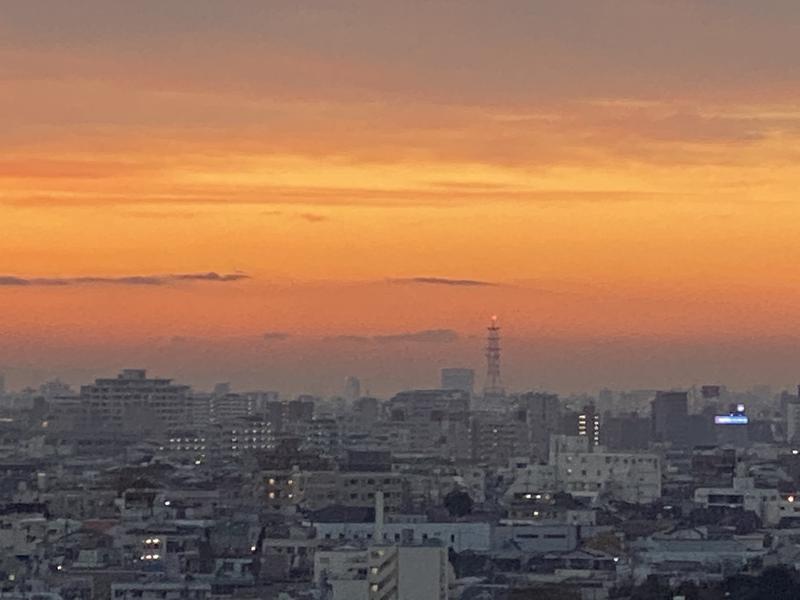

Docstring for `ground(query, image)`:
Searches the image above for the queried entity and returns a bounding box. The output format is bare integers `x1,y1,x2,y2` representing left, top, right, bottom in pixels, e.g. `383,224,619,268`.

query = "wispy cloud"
324,334,372,344
298,212,329,223
390,277,497,287
374,329,459,343
263,331,291,341
325,329,459,344
0,272,250,286
262,209,330,222
125,209,199,219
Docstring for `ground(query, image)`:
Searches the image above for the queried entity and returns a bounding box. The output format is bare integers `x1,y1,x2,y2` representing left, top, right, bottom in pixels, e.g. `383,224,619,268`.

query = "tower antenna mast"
484,315,504,399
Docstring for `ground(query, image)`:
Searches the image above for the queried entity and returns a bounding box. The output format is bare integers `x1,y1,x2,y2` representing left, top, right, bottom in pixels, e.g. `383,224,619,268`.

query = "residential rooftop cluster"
0,368,799,599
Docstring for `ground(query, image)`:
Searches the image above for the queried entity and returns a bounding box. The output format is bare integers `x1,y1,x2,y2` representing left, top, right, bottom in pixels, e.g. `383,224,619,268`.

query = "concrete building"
505,436,661,504
314,520,492,553
314,544,399,600
470,410,527,465
387,389,471,459
551,436,661,503
492,522,580,554
261,465,406,513
693,475,795,527
110,582,211,600
787,393,800,443
517,392,561,461
652,391,689,444
64,369,191,435
314,541,449,600
397,544,449,600
601,412,650,450
578,404,601,447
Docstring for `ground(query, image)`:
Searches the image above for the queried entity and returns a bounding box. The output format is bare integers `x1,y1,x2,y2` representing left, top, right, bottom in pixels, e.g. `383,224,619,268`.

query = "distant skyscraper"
440,368,475,394
651,391,689,444
577,403,601,446
787,386,800,444
517,392,561,460
0,373,5,399
483,316,504,399
344,376,361,402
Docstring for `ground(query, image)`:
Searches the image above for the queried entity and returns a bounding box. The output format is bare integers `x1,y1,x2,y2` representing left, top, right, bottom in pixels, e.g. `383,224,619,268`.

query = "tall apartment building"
65,369,190,435
652,391,689,445
387,389,471,459
517,392,561,461
314,542,449,600
787,387,800,444
471,410,528,465
579,410,601,447
315,545,398,600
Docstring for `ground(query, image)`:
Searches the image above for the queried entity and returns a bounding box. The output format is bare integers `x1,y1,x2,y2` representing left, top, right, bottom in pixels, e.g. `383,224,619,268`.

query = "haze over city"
7,3,800,600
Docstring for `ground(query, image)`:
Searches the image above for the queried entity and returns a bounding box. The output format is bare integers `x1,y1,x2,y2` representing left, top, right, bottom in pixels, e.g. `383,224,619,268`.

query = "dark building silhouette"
652,391,689,444
516,392,561,461
602,412,650,450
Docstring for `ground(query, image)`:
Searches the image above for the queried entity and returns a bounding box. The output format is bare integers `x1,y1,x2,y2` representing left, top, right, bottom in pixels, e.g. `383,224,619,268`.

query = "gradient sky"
3,1,800,395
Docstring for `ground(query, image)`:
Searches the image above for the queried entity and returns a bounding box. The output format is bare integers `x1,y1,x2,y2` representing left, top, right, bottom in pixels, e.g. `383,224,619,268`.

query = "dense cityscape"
0,319,799,599
4,2,800,599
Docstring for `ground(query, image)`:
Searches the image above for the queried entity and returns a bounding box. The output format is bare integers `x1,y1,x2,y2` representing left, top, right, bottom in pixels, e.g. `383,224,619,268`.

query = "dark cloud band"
325,329,459,344
390,277,496,287
0,272,250,286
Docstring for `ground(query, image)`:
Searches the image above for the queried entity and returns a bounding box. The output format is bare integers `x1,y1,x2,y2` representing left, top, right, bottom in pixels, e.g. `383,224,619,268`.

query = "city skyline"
4,4,800,598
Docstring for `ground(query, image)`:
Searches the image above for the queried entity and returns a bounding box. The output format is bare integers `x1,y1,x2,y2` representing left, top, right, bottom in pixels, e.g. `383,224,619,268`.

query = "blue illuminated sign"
714,415,749,425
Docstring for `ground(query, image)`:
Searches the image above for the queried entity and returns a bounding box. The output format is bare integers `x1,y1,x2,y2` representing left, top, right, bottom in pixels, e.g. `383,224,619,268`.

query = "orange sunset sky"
3,1,800,395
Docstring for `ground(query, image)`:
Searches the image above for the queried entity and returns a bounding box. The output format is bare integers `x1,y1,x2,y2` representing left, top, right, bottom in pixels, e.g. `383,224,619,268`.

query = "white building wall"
314,521,491,553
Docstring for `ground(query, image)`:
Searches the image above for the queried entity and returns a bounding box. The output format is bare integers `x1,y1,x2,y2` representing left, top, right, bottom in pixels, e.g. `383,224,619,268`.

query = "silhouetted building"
353,396,379,428
344,376,361,403
440,368,475,395
471,410,527,465
287,396,315,423
787,387,800,444
387,389,470,459
601,412,650,451
67,369,190,435
652,391,689,444
517,392,561,461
